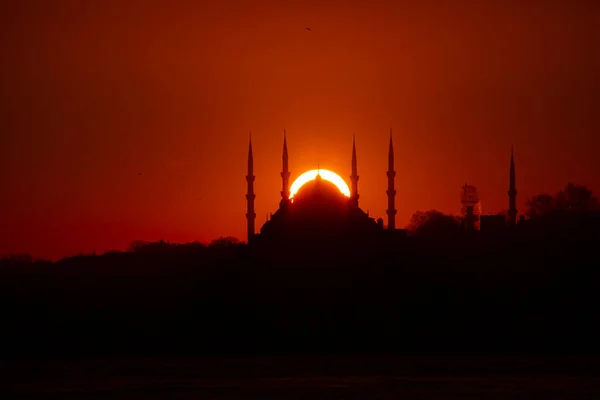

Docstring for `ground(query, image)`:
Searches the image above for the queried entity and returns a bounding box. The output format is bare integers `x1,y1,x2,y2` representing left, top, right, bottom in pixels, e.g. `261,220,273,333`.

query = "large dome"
292,175,349,208
257,173,381,244
289,175,349,230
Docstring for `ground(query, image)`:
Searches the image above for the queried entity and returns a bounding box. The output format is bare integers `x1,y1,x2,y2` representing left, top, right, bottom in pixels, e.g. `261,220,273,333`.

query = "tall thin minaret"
280,129,291,205
508,146,518,228
350,135,359,208
246,134,256,242
386,129,396,230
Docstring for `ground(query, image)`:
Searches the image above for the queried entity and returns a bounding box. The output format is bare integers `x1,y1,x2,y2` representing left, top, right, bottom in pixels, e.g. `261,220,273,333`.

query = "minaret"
386,129,396,230
280,129,291,205
508,146,518,228
350,135,359,208
245,134,256,242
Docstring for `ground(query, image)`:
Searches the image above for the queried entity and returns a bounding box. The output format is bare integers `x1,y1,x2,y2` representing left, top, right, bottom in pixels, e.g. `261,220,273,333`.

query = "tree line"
407,182,599,237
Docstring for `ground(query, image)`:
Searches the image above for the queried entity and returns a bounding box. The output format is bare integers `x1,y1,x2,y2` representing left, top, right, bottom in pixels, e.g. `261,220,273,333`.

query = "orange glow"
289,169,351,199
1,2,599,261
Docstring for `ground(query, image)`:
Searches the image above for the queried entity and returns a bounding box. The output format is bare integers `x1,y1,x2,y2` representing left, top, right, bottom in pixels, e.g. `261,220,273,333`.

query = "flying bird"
137,172,143,176
306,27,311,31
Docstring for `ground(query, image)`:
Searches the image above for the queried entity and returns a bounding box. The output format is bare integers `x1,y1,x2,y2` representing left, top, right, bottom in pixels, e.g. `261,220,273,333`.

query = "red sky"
1,0,599,260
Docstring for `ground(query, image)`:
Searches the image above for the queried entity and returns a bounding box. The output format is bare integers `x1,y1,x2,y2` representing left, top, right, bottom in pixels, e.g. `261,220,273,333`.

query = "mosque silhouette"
245,130,403,246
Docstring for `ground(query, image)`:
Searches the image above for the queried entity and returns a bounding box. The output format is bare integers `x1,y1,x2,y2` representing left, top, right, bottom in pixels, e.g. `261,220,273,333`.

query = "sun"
289,169,351,199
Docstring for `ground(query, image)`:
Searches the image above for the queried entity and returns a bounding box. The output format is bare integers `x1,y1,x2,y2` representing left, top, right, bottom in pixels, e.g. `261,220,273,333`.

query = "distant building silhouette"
460,184,481,231
471,148,521,233
472,147,525,233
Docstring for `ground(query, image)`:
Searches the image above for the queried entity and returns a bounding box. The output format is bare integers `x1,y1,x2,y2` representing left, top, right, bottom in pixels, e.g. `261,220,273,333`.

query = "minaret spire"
350,135,359,208
508,146,518,228
280,129,291,204
245,133,256,242
386,128,396,230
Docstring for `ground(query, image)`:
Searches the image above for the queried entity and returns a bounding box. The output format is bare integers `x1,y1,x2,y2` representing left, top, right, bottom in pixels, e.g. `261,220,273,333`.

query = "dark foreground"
3,213,600,397
4,356,600,398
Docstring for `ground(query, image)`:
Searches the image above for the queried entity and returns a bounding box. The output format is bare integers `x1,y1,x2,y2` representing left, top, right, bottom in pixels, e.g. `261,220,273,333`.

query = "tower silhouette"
246,134,256,242
350,135,359,208
386,129,396,230
280,129,291,207
508,146,518,227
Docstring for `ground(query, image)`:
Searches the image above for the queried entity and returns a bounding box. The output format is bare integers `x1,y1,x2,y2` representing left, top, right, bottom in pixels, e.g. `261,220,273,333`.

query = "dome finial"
316,164,323,181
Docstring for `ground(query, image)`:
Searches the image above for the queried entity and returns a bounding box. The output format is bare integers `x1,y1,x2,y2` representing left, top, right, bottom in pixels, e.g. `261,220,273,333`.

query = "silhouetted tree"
407,210,461,238
526,183,599,218
104,250,122,255
129,240,150,252
525,194,555,218
0,253,33,266
128,239,173,254
556,183,599,212
209,236,242,248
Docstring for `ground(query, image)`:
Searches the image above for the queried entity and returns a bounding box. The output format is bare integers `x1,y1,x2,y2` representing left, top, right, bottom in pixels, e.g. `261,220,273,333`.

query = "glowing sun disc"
289,169,351,199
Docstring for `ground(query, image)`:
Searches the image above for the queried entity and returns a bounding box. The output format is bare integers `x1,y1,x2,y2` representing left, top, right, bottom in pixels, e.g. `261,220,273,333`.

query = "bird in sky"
137,172,143,176
306,27,311,31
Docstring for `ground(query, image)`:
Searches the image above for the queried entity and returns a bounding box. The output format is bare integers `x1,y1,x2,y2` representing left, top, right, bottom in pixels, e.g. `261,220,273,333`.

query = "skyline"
1,0,599,260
